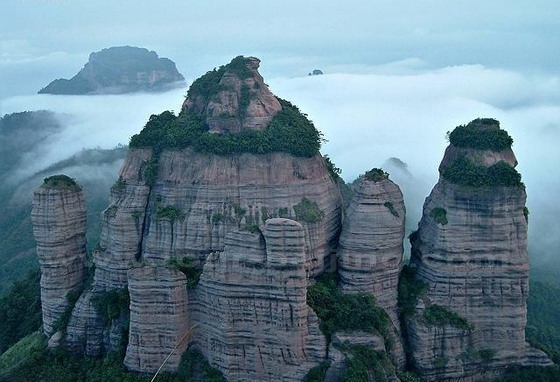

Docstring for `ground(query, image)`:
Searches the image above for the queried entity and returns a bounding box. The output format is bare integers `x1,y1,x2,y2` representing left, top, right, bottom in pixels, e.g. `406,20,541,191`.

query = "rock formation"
338,171,405,328
193,219,326,381
39,46,184,95
54,56,342,379
31,175,88,339
31,59,551,382
337,170,406,369
182,56,282,133
407,119,552,381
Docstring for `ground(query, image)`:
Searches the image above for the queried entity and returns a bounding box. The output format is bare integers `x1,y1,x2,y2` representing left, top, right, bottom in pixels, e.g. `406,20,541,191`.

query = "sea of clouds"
1,61,558,263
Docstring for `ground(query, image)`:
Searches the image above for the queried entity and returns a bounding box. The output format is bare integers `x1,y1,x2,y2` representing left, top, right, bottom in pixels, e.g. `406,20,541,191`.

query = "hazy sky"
1,1,559,262
1,1,559,97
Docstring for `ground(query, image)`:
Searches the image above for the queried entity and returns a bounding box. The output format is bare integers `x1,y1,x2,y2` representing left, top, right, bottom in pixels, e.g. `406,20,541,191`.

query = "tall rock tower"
61,56,342,377
31,175,88,339
407,119,552,381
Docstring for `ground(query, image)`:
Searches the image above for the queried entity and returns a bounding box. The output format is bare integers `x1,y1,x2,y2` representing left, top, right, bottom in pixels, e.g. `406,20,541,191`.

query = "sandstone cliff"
58,56,342,378
407,119,552,381
337,171,406,370
192,219,326,381
31,175,88,339
39,46,184,95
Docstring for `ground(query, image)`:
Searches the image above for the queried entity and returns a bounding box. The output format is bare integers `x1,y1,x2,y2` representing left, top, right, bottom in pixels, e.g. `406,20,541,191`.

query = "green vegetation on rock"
304,361,331,382
423,304,473,330
155,205,186,222
42,174,82,191
429,207,448,225
294,197,324,223
398,265,428,318
384,201,399,217
342,344,395,382
364,168,389,182
442,158,524,188
447,118,513,151
167,257,202,290
307,273,389,342
92,288,130,324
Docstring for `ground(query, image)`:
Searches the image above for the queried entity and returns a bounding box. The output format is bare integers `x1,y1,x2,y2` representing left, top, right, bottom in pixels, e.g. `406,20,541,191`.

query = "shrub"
398,265,428,318
442,157,524,188
92,288,130,324
304,361,331,382
307,273,389,342
42,174,82,191
423,304,473,330
167,257,202,289
364,168,389,182
384,201,399,217
155,205,186,222
294,198,324,223
447,118,513,151
429,207,448,225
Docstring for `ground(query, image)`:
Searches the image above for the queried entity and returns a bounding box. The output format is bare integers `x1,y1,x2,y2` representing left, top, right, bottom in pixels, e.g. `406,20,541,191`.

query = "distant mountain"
38,46,185,95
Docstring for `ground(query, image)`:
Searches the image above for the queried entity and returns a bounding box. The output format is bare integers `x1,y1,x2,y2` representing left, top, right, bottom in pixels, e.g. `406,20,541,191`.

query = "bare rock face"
182,56,282,133
407,120,552,381
143,148,342,278
124,266,189,373
31,176,88,339
192,219,326,382
338,176,405,328
94,148,153,290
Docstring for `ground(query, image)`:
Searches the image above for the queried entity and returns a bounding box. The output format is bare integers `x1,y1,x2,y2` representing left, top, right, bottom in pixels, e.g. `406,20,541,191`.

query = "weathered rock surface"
338,177,405,328
325,331,399,382
408,130,552,381
31,181,88,338
143,148,342,278
192,219,326,382
39,46,185,95
182,56,282,134
124,266,189,373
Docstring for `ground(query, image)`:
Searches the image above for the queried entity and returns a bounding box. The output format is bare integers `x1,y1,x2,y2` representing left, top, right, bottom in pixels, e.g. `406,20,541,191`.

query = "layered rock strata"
407,123,552,381
31,178,88,338
192,219,326,382
124,266,189,373
338,177,405,328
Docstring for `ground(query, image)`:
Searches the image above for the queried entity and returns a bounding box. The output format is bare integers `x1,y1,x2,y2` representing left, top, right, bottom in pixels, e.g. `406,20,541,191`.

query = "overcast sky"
1,0,559,262
1,0,559,97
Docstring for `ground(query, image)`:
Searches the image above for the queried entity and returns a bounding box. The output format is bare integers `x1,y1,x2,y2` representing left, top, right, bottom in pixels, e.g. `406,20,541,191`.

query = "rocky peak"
407,119,551,381
182,56,282,134
31,175,88,339
439,118,517,174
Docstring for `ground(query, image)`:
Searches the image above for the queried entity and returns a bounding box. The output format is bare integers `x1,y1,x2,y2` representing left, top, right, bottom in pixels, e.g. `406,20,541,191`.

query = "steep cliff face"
338,174,405,328
192,219,326,381
58,56,342,375
407,119,552,381
31,176,88,339
39,46,185,95
337,173,406,369
124,266,189,373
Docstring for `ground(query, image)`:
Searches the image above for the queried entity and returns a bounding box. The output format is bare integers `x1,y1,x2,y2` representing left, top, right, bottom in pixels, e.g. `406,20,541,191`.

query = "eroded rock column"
32,175,88,338
124,266,189,373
